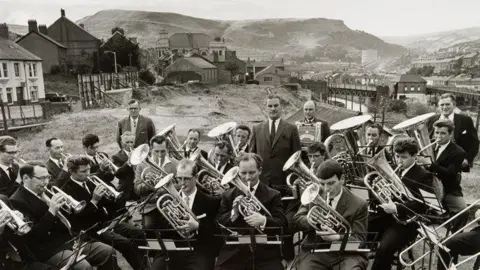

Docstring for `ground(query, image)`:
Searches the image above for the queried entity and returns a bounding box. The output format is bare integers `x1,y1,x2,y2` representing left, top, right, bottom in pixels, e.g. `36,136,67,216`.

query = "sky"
1,0,480,37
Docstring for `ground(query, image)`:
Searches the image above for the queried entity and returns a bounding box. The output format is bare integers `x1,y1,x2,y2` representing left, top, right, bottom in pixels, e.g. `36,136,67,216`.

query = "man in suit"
9,162,119,270
234,124,251,154
301,100,331,141
61,156,145,270
183,128,208,159
293,159,369,270
364,122,385,157
112,131,137,201
427,93,479,172
0,136,20,196
210,141,235,175
370,138,436,270
216,153,287,270
426,119,467,231
116,99,156,149
152,159,221,270
134,135,178,230
45,138,71,186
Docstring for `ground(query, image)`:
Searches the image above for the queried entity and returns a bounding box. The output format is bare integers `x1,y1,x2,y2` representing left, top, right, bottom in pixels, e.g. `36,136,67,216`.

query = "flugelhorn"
0,200,32,235
130,144,168,189
95,152,118,173
283,150,321,198
221,167,272,218
190,149,229,194
87,175,123,200
44,186,87,214
301,183,351,234
155,173,200,239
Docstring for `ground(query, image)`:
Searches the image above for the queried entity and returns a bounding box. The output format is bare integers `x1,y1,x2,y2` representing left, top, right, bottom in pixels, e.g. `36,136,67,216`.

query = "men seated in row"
152,159,221,270
210,141,235,174
293,159,369,270
216,153,287,270
0,136,20,197
364,123,384,158
9,162,119,270
60,156,145,270
183,129,208,159
45,137,69,184
369,138,435,270
112,131,138,201
234,124,251,154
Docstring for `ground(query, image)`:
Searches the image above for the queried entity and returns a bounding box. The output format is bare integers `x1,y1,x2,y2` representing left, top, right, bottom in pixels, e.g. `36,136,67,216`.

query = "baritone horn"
130,144,168,189
87,175,123,200
208,122,239,156
190,149,229,194
0,200,32,235
283,150,321,198
155,173,202,239
44,186,87,214
157,123,187,160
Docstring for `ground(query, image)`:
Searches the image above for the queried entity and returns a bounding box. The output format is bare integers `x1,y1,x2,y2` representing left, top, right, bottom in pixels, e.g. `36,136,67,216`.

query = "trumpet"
60,153,72,163
13,157,27,166
95,152,118,173
87,175,123,200
130,144,168,189
221,167,272,218
0,200,32,235
44,186,87,214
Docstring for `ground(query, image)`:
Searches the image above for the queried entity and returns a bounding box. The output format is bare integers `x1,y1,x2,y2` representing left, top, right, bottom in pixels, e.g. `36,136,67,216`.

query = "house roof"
16,31,67,49
399,74,427,83
247,60,284,68
169,33,212,49
48,16,99,42
100,31,136,48
0,37,42,61
255,65,289,77
286,102,361,126
183,57,217,69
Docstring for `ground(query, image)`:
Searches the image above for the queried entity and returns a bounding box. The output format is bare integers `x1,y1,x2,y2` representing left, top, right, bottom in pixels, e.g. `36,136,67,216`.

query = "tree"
99,34,141,72
111,26,125,35
407,65,435,77
224,62,239,83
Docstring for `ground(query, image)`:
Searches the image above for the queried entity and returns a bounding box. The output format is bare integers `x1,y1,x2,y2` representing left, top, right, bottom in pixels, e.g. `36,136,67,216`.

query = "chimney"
38,24,47,35
79,23,84,29
61,9,65,17
28,20,38,33
0,23,9,39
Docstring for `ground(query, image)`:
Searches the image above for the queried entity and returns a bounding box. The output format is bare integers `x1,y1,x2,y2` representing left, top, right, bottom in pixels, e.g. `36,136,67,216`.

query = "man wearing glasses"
0,136,20,196
116,99,156,149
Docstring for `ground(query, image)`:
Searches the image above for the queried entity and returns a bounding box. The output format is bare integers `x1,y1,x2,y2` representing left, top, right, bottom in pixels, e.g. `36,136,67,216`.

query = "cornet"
0,200,32,235
87,175,123,200
95,152,118,173
44,186,87,214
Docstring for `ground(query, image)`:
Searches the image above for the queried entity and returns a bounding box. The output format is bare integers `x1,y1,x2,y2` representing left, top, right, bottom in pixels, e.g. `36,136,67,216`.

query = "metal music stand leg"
155,232,170,270
249,228,257,270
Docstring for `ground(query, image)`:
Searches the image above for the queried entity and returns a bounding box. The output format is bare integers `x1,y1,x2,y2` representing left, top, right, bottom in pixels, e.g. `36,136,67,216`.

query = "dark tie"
133,120,137,129
7,167,15,181
433,144,440,158
82,182,91,194
397,169,404,178
270,120,276,146
368,147,374,157
328,198,334,207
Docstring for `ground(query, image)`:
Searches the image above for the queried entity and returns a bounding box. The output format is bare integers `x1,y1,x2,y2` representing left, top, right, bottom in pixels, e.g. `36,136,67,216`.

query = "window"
30,86,38,102
410,87,415,91
219,50,223,56
418,86,422,91
0,63,8,78
404,86,407,92
13,63,20,77
28,63,37,77
264,77,273,82
5,88,12,104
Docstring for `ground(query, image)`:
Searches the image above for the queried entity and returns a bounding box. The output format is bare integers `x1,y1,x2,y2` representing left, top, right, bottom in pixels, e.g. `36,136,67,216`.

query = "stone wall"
105,88,132,107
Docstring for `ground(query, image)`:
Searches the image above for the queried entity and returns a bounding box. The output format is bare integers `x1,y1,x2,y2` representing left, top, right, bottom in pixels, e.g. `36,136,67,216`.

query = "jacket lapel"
262,121,271,146
453,114,461,140
436,142,452,163
272,119,285,147
335,188,348,215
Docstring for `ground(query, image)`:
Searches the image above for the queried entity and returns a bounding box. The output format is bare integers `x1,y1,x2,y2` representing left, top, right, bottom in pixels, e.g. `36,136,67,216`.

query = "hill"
75,9,406,59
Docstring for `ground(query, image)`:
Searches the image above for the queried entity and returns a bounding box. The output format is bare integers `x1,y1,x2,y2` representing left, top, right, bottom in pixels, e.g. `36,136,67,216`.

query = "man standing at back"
117,99,156,149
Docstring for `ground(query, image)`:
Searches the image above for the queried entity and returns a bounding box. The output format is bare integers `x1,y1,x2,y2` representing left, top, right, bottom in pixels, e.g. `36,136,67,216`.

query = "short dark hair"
214,140,233,155
235,124,251,137
315,159,343,181
0,136,17,152
20,161,46,180
265,94,283,106
187,128,201,137
82,134,99,148
67,155,91,173
393,138,419,156
150,135,166,146
45,137,60,148
127,99,140,106
433,119,455,134
236,153,263,170
177,159,199,176
439,93,455,103
368,122,383,134
307,142,327,156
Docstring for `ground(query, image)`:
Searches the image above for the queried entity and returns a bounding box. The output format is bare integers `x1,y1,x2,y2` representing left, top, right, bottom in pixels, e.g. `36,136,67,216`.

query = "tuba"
190,149,229,194
130,144,168,189
155,173,199,239
157,123,187,160
208,122,239,157
301,183,351,234
44,186,87,214
283,150,321,198
221,167,272,218
95,152,118,173
0,200,32,235
87,175,123,201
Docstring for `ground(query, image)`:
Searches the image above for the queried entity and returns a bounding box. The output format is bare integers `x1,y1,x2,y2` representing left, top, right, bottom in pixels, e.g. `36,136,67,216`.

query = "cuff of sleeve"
260,216,267,230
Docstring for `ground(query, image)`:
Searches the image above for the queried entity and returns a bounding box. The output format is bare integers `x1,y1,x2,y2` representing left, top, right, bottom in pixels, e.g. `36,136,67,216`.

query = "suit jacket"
302,117,331,142
427,142,465,197
216,182,287,265
396,164,434,218
45,158,61,182
0,164,19,197
249,119,301,186
427,113,479,169
112,150,137,200
293,187,368,256
117,115,156,149
183,146,208,160
9,187,73,262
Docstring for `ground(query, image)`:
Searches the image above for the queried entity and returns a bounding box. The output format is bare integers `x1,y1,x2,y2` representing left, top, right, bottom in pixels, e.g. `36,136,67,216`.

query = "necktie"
434,144,440,158
82,182,91,194
132,119,137,129
7,167,15,181
270,120,276,146
328,198,334,207
58,159,64,168
397,169,404,178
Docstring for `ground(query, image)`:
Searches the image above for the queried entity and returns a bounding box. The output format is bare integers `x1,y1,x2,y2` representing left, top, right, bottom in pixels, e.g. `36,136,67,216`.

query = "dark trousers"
296,248,367,270
270,184,295,260
152,251,216,270
215,257,283,270
437,227,480,270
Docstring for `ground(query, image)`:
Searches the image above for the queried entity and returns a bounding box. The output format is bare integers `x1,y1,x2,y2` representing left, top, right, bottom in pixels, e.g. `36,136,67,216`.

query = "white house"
0,35,45,105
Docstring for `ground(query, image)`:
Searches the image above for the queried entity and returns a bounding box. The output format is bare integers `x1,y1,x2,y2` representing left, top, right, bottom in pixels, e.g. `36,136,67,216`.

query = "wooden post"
0,98,8,134
476,105,480,131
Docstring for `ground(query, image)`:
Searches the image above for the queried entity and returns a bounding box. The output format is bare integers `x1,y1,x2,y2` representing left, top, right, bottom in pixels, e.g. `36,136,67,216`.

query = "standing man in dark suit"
112,131,136,201
116,99,156,149
293,160,369,270
216,153,287,270
427,93,479,172
0,136,20,196
183,128,208,159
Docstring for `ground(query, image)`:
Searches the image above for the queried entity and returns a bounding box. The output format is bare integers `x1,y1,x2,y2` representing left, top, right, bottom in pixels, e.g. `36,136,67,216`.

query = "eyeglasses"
33,175,52,181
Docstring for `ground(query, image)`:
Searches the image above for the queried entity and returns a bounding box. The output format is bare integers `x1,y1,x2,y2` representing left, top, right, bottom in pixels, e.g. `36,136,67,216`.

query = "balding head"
303,100,316,120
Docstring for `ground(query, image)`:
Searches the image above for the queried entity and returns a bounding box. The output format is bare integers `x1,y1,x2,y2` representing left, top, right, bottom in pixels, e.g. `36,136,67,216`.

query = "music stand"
417,223,451,270
57,227,96,270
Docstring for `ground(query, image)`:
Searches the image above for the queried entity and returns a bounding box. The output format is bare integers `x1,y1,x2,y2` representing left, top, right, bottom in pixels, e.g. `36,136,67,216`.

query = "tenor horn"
130,144,168,189
0,200,32,235
155,173,199,239
208,122,238,157
157,123,187,160
300,183,351,234
44,186,87,214
283,151,321,197
190,149,228,194
87,175,123,200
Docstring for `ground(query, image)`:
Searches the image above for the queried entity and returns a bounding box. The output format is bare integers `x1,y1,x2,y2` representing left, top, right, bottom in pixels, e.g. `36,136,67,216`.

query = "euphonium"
283,151,321,197
156,123,187,160
221,167,272,218
44,186,87,214
207,122,238,157
95,152,118,173
190,150,228,194
87,175,123,200
0,200,32,235
301,183,351,233
155,173,199,239
130,144,168,189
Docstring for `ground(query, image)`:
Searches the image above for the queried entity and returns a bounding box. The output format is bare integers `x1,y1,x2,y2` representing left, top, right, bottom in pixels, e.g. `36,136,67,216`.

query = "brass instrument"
157,123,187,160
283,150,321,198
207,122,239,157
221,167,272,218
44,186,87,214
95,152,118,173
0,200,32,235
301,183,351,233
130,144,168,189
87,175,123,200
155,173,199,239
295,121,323,150
13,157,27,166
190,149,229,194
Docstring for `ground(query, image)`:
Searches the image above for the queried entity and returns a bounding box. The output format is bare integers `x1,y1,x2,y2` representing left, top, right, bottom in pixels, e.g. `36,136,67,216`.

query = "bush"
50,65,61,75
75,64,92,75
139,69,155,85
387,99,407,113
407,102,435,117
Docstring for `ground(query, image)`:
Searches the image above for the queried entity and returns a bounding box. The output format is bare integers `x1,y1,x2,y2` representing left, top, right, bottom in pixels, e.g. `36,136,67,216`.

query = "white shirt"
130,116,139,134
181,187,197,210
151,155,171,168
70,177,91,194
49,157,62,168
84,152,96,164
123,149,131,157
436,141,450,159
239,144,248,153
268,119,280,135
329,187,343,210
441,113,455,122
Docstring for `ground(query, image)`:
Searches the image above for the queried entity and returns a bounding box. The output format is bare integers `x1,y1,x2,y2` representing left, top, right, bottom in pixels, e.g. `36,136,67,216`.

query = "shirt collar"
70,176,87,188
181,187,198,208
441,113,455,122
84,152,95,162
240,144,248,152
248,181,260,195
305,117,315,123
0,163,11,174
329,187,343,209
24,186,43,200
49,156,61,167
401,162,416,177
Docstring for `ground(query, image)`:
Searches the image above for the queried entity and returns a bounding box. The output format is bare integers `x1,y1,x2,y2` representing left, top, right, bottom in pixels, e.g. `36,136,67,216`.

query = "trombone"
87,175,123,201
44,186,87,214
0,200,32,235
